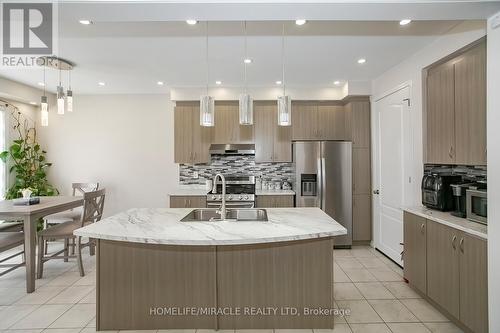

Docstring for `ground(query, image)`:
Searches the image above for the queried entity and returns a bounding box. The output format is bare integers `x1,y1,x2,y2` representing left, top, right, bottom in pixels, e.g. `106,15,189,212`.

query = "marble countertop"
74,207,347,246
256,189,295,196
169,185,208,196
405,206,487,240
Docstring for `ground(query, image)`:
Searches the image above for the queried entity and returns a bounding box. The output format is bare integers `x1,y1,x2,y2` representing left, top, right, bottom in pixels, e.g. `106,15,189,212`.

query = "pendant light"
40,64,49,126
67,70,73,112
200,21,215,127
277,23,291,126
239,21,253,125
56,66,65,115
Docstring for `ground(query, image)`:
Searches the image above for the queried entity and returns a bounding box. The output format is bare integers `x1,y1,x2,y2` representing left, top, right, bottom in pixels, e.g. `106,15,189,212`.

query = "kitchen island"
74,207,347,330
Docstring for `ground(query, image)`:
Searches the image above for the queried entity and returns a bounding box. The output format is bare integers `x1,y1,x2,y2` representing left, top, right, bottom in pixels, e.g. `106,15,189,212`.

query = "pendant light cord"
244,21,248,94
43,64,46,97
206,21,209,95
281,23,286,96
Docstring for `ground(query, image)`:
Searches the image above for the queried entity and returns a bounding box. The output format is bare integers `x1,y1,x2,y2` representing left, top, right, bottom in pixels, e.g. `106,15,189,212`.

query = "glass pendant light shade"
66,89,73,112
200,95,215,126
239,93,253,125
40,96,49,127
56,86,65,115
277,95,291,126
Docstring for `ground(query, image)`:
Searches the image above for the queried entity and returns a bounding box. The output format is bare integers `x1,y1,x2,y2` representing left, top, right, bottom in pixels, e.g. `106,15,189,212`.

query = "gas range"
206,175,256,208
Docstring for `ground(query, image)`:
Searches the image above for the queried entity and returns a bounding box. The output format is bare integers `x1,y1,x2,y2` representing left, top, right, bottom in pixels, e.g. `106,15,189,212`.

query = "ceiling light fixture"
276,80,282,85
66,71,73,112
295,19,306,26
215,80,222,85
98,82,105,86
79,19,92,25
186,19,197,25
334,80,341,85
278,23,291,126
200,22,215,127
40,61,48,126
239,21,253,126
30,101,37,105
37,82,45,86
157,81,164,86
399,19,412,26
357,58,366,64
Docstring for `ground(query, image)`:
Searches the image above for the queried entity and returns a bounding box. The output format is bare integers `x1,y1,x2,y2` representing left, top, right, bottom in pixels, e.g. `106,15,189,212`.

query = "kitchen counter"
168,185,208,196
256,189,295,195
405,206,487,239
74,207,346,245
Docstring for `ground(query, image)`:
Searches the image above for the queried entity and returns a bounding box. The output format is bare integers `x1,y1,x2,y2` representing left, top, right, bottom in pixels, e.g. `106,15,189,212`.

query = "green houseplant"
0,109,58,200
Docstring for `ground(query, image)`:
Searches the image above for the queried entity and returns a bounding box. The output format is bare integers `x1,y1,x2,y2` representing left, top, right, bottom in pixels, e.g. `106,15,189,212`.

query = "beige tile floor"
0,245,463,333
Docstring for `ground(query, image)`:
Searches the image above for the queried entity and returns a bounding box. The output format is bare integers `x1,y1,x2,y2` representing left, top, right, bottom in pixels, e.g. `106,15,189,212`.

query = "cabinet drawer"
170,196,207,208
256,195,294,208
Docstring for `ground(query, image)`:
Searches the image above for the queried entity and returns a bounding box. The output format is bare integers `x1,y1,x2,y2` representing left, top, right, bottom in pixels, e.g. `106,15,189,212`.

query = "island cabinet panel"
254,102,292,163
97,240,217,330
174,102,213,164
169,196,206,208
256,195,294,208
216,238,334,329
459,233,488,333
426,220,460,319
214,102,253,144
403,212,426,294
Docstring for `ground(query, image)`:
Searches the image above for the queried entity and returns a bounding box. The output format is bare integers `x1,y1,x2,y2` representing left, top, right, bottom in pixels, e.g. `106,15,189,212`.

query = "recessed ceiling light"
357,58,366,64
399,19,412,26
243,58,252,64
98,82,105,86
29,101,37,105
37,82,45,86
79,19,92,25
295,19,307,26
186,19,197,25
334,81,341,85
275,80,282,85
215,80,222,85
157,81,164,86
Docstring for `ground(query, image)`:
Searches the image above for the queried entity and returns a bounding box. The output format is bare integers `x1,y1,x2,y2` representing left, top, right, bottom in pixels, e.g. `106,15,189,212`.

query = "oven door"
207,201,255,209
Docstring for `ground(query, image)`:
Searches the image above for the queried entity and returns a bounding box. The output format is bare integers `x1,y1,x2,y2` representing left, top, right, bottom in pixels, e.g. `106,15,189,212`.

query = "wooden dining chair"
37,188,106,278
43,182,99,254
0,232,25,277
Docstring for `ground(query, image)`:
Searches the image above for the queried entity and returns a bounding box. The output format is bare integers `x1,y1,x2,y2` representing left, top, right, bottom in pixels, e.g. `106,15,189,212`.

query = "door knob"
373,189,380,195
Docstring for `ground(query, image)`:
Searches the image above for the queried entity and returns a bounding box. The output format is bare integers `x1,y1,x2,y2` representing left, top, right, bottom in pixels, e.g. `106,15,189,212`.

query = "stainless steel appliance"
466,188,487,224
421,173,461,211
293,141,352,247
207,175,256,208
209,144,255,155
450,183,473,218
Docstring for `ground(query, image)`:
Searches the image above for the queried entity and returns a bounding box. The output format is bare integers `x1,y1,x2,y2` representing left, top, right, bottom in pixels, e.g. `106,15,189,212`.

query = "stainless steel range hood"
209,144,255,155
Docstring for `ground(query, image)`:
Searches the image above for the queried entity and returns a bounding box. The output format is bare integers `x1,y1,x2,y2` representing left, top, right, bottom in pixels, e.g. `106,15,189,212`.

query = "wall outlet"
193,171,199,179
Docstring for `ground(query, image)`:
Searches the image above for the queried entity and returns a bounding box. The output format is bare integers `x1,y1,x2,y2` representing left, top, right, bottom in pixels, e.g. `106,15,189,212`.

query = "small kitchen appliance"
466,187,487,224
450,183,473,218
421,173,461,211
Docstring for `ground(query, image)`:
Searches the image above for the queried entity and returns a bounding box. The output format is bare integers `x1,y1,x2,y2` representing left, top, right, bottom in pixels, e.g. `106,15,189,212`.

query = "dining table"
0,196,84,293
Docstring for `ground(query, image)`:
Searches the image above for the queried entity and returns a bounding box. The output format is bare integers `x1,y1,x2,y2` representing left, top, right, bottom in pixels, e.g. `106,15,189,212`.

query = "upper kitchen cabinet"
424,38,486,166
174,102,213,164
214,102,254,144
292,102,349,141
454,42,487,165
254,102,292,162
347,100,371,148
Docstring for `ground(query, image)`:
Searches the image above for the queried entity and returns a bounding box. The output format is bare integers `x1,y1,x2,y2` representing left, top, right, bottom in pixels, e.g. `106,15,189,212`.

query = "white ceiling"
0,1,497,95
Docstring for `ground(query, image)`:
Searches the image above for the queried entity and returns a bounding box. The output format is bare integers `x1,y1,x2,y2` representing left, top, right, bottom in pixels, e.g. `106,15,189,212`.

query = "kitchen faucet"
212,173,226,220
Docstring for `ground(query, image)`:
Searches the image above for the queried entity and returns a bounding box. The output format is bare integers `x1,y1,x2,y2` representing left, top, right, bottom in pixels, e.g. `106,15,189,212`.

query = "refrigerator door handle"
317,157,322,209
321,157,326,210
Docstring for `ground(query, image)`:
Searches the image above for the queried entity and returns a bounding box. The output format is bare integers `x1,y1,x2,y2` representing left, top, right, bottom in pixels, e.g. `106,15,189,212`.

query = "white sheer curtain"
0,105,6,199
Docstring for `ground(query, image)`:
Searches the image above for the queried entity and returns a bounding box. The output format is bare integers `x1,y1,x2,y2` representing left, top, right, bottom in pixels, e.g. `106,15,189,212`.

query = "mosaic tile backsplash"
180,155,294,185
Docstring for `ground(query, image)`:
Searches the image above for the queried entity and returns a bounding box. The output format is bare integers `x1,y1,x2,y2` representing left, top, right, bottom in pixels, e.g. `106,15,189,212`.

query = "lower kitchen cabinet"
256,195,294,208
404,212,488,333
403,212,427,294
170,196,206,208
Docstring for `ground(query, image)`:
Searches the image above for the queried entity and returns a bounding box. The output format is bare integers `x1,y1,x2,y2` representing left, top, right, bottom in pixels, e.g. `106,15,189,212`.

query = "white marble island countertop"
74,207,347,246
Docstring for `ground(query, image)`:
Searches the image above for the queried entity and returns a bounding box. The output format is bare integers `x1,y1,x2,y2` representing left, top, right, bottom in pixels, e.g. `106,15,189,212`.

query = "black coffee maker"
450,183,472,218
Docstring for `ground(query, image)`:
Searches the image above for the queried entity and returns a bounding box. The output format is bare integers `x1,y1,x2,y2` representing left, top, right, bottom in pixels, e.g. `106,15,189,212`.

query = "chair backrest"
72,183,99,196
80,188,106,227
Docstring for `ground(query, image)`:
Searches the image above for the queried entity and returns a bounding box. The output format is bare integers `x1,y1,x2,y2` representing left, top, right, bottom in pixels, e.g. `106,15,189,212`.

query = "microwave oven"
466,188,487,224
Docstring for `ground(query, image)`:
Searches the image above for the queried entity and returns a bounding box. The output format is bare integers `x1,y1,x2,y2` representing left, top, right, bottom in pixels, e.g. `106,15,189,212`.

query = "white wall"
371,20,486,206
487,12,500,333
37,94,178,216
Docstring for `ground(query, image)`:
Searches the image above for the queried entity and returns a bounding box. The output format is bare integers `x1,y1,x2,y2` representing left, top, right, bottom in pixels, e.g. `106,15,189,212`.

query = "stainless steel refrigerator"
293,141,352,247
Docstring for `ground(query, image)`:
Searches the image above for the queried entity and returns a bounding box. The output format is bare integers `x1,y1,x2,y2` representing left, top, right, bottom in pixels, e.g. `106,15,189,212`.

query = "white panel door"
373,85,411,265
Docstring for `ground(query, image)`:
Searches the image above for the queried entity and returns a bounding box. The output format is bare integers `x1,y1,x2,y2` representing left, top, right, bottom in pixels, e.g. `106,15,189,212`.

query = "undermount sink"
180,208,268,222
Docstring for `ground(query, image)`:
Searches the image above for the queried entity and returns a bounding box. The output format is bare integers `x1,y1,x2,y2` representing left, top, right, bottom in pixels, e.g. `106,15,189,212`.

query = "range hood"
209,144,255,155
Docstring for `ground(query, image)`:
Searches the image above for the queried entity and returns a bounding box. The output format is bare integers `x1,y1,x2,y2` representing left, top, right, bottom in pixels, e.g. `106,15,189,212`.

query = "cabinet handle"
459,237,464,253
420,223,425,234
452,235,457,249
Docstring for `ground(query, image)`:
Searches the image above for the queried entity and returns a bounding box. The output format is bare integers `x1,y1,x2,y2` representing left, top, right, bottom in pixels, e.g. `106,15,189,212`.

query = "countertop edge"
404,207,487,240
